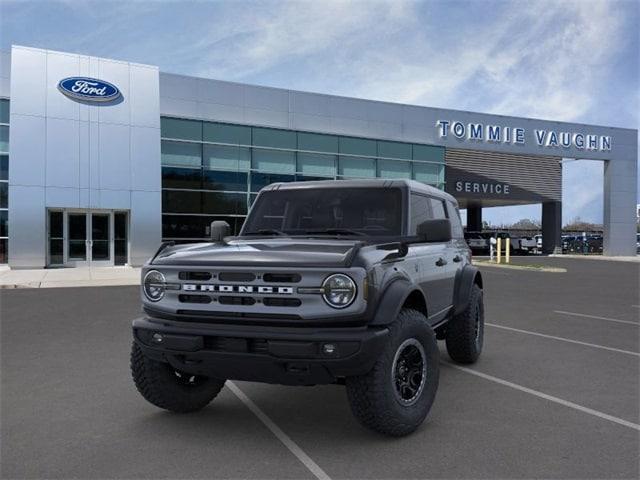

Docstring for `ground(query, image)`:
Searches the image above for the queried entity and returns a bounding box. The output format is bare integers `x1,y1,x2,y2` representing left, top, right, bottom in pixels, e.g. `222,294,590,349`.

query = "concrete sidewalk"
0,266,141,289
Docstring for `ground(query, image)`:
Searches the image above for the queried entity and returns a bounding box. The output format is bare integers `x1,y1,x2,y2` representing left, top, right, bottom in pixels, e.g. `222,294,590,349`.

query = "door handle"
453,255,462,263
435,257,447,267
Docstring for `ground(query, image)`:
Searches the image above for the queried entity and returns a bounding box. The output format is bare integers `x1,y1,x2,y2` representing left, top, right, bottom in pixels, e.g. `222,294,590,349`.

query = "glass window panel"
296,175,333,183
297,152,336,177
203,144,250,171
48,211,63,238
297,132,339,153
162,167,202,189
413,144,445,163
378,141,411,160
161,140,201,167
49,239,62,265
0,155,7,181
0,99,9,124
0,238,7,264
0,183,7,208
250,172,295,192
0,210,7,237
378,159,411,179
162,190,202,213
161,117,202,141
202,170,248,191
339,137,376,157
0,126,8,153
203,122,251,145
252,127,296,149
114,213,128,265
338,156,376,178
252,148,295,174
163,215,244,239
413,163,444,185
202,192,247,215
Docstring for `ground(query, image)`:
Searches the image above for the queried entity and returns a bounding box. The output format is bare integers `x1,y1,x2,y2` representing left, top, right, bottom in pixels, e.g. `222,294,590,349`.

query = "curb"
473,261,567,273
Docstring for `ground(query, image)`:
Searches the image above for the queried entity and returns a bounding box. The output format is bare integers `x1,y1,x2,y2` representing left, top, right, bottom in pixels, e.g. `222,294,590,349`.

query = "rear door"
408,193,451,321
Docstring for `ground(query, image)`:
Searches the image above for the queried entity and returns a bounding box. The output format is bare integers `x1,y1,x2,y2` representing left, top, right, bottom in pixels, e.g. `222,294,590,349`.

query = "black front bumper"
132,317,389,386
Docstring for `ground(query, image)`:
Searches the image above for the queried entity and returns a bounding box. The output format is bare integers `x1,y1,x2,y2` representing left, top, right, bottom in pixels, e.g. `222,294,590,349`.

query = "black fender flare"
369,277,426,326
453,265,483,315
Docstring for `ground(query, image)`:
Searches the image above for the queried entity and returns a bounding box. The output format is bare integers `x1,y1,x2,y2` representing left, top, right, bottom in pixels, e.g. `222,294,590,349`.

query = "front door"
67,212,89,266
90,213,111,266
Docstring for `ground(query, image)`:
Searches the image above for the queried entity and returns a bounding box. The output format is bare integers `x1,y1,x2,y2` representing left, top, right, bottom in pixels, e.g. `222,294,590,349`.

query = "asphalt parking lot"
1,257,639,479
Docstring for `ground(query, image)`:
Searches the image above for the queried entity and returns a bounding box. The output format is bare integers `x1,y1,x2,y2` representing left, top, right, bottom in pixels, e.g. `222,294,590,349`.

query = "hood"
151,238,362,268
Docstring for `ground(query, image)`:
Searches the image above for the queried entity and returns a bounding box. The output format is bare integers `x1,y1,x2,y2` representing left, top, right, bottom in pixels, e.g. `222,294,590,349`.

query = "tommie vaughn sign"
436,120,612,152
58,77,121,102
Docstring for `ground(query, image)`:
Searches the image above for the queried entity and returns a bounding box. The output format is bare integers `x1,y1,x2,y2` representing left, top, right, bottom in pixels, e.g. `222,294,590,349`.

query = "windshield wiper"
243,229,287,236
303,228,366,237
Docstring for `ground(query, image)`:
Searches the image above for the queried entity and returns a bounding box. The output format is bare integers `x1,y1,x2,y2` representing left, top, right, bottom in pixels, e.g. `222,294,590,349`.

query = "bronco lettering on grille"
182,284,293,294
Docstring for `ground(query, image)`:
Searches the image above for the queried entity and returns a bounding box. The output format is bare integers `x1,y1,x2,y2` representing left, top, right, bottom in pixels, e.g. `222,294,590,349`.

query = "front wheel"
130,342,225,413
345,309,439,436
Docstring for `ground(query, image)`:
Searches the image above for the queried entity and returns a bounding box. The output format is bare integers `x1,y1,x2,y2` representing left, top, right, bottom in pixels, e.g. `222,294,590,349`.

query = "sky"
1,0,638,226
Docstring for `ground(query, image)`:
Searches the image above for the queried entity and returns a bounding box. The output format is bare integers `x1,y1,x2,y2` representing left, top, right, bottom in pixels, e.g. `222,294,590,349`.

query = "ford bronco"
131,179,484,436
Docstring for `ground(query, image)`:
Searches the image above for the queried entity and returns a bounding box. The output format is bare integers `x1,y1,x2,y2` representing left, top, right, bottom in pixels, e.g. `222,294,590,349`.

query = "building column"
603,155,637,256
542,201,562,254
467,205,483,232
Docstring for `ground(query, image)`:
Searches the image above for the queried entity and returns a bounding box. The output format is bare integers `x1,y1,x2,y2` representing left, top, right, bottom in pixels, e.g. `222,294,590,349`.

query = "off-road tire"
345,309,439,436
131,342,225,413
445,283,484,363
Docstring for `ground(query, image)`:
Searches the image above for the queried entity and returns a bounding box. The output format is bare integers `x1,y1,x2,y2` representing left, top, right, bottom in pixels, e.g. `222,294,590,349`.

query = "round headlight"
143,270,166,302
322,274,357,309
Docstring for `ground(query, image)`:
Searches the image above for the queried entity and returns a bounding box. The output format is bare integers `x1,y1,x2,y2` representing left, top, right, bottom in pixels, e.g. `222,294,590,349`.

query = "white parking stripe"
227,381,331,480
486,323,640,357
554,310,639,326
444,363,640,431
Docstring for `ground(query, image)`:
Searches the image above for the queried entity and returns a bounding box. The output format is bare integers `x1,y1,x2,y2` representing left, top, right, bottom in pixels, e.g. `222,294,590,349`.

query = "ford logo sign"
57,77,121,102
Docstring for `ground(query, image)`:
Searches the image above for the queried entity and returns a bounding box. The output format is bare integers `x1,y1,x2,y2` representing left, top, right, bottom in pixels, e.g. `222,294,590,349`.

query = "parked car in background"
464,231,489,253
518,236,537,254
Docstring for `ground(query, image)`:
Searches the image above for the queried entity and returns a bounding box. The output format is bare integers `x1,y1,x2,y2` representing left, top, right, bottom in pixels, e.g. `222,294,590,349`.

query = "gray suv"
131,179,484,436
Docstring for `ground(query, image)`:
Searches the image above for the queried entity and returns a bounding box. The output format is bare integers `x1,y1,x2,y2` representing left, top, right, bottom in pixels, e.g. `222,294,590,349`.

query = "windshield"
242,187,403,237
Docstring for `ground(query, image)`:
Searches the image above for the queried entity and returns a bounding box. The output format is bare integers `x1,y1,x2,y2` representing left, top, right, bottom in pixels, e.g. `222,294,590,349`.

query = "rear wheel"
130,342,225,413
345,309,439,436
445,284,484,363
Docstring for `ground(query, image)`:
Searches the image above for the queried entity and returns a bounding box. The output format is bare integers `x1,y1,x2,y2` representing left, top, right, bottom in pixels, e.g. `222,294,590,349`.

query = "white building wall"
8,46,161,267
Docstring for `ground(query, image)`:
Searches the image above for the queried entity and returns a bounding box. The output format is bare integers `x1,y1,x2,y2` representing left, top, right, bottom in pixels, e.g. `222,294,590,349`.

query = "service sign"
58,77,121,102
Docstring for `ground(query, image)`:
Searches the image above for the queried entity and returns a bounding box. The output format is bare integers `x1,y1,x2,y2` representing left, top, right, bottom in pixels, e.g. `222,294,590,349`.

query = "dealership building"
0,45,637,268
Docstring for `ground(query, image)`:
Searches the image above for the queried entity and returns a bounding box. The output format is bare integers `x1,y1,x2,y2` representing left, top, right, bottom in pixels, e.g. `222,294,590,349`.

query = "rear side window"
429,198,447,219
409,194,431,235
446,201,464,239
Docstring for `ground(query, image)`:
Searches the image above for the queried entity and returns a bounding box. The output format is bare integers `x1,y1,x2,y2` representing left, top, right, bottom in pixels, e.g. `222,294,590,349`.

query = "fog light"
152,333,163,343
322,343,336,355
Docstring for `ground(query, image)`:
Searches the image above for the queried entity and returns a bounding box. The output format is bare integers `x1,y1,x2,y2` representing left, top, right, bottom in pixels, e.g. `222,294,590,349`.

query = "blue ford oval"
58,77,121,102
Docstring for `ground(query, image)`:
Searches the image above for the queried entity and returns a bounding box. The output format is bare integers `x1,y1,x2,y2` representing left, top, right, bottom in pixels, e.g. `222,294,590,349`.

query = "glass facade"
0,99,8,263
160,117,445,242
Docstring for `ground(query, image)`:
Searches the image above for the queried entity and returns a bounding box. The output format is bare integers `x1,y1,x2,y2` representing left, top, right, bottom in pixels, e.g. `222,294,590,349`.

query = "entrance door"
67,213,89,266
48,210,129,267
90,213,112,266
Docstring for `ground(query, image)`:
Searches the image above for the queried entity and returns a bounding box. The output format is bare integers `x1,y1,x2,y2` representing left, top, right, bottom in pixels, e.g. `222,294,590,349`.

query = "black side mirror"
210,221,231,242
417,219,452,243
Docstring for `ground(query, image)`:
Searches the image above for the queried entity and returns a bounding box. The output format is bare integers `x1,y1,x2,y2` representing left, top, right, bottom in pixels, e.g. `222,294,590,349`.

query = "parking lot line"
486,323,640,357
227,381,331,480
444,362,640,431
554,310,639,326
